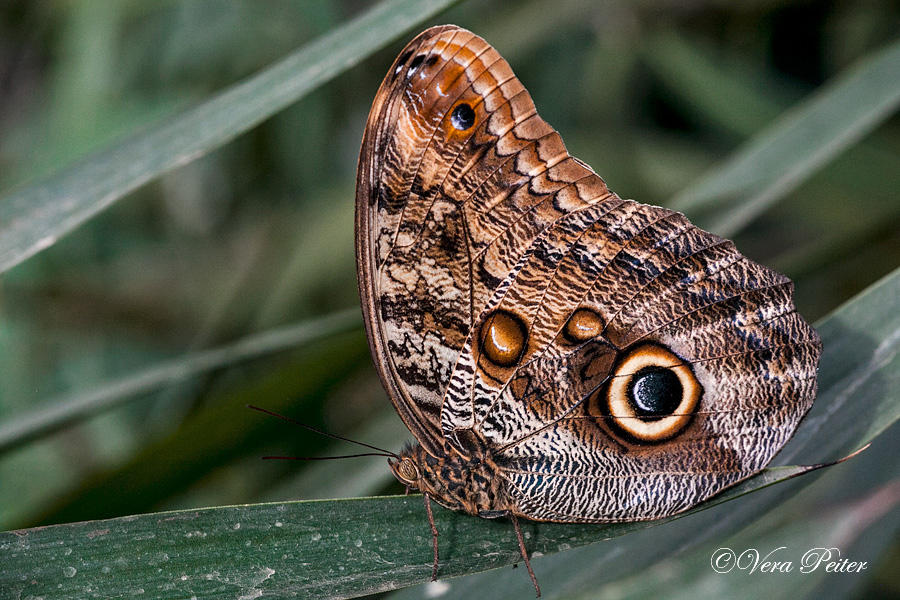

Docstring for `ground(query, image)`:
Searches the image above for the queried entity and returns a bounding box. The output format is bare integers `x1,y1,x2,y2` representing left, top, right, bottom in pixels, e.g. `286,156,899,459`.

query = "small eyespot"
394,50,414,76
480,310,527,367
603,344,701,443
406,53,426,77
450,103,476,131
563,308,604,343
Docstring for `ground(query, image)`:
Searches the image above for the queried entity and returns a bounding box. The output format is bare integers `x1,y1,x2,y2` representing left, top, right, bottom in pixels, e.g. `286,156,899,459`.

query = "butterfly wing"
443,197,820,521
356,26,611,454
358,25,820,520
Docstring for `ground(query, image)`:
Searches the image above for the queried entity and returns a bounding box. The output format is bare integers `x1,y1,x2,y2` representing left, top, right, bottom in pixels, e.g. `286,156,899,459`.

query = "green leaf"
641,31,900,287
561,440,900,600
4,260,899,599
0,308,360,456
23,331,371,528
667,36,900,237
0,0,460,274
0,468,827,600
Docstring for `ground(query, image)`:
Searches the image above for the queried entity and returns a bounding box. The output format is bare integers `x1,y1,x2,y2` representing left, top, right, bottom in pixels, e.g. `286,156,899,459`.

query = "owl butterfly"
355,25,820,595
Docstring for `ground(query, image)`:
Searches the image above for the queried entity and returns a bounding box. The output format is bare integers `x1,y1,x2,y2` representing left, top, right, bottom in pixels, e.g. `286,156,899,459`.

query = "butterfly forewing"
357,26,612,454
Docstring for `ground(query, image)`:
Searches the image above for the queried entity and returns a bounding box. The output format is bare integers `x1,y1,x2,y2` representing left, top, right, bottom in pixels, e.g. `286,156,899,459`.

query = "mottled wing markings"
358,25,613,453
441,193,819,520
358,24,821,523
445,200,684,437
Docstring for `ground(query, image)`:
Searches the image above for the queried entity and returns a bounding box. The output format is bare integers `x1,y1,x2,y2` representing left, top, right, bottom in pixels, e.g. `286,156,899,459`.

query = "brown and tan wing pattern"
358,24,820,522
356,26,613,454
441,197,821,520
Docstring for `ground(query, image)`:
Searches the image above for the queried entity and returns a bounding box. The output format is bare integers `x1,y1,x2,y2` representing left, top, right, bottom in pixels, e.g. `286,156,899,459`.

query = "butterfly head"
388,449,421,490
390,442,512,516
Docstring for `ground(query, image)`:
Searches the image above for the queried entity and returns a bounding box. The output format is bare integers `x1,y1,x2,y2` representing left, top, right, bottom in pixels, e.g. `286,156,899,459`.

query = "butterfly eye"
480,310,527,367
450,103,476,131
391,457,420,486
563,308,603,342
604,344,701,442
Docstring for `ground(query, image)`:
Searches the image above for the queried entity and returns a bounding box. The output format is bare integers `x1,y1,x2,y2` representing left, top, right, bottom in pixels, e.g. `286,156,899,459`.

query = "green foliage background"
0,0,899,598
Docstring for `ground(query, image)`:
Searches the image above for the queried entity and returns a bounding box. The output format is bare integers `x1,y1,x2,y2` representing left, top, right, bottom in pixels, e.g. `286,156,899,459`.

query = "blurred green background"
1,0,898,598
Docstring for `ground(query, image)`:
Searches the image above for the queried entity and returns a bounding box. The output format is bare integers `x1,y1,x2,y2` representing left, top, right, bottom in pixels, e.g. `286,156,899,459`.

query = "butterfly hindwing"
443,198,819,520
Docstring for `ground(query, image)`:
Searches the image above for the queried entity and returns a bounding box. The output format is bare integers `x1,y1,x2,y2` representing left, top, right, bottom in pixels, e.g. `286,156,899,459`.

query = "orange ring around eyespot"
605,344,701,442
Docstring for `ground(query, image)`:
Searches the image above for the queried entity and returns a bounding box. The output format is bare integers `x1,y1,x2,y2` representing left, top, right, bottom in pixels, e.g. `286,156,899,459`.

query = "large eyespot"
563,307,604,343
605,344,700,442
450,103,476,131
480,310,527,367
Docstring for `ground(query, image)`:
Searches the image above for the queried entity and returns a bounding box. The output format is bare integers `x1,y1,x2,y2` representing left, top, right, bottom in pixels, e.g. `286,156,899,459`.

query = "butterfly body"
356,24,821,583
392,442,512,517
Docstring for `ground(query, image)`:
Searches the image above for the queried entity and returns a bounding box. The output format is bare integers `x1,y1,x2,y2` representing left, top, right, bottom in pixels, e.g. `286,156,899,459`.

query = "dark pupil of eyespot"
407,54,425,75
629,367,682,418
451,104,475,131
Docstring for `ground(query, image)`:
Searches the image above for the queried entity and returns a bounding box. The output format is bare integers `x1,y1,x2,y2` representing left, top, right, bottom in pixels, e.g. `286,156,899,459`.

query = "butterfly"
355,24,820,596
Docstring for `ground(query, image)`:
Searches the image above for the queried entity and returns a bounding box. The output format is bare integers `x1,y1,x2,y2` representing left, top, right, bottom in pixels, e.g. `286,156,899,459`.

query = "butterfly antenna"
261,453,396,460
247,405,397,457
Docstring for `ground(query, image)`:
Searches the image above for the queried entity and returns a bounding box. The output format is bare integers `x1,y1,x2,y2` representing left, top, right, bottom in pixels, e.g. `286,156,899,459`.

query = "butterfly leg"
422,493,440,581
509,513,541,597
